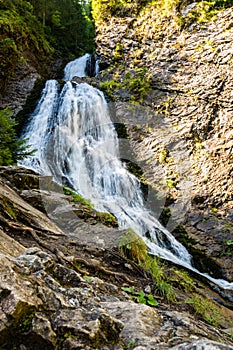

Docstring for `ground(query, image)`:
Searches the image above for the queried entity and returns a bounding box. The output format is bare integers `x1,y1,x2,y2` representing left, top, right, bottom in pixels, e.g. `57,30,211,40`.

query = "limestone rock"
94,4,233,283
101,301,161,348
172,340,233,349
0,167,232,348
0,60,41,115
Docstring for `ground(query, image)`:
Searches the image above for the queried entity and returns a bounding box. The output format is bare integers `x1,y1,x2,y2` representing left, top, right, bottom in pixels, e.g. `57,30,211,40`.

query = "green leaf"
121,286,135,294
137,291,146,304
147,294,158,306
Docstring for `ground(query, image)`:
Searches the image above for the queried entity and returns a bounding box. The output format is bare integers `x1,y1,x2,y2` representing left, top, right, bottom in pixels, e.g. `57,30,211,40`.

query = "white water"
64,53,90,81
64,53,99,81
20,55,233,290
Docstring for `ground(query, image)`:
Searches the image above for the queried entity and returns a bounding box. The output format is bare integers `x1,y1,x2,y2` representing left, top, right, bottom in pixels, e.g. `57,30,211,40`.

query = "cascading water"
64,53,98,81
20,54,233,290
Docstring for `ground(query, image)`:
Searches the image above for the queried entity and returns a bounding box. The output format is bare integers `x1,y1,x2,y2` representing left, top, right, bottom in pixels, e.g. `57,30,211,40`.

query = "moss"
113,42,124,62
99,79,121,100
0,199,18,220
172,224,194,246
122,159,144,179
95,212,119,227
172,225,224,279
63,186,119,228
0,304,36,349
221,239,233,257
17,311,35,333
185,293,226,327
100,67,152,103
191,248,223,279
159,207,171,227
126,69,152,102
63,186,94,210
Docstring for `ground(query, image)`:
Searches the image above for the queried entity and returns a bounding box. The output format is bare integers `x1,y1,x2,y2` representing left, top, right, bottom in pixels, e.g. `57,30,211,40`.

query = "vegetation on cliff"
91,0,233,24
0,0,95,94
0,0,51,93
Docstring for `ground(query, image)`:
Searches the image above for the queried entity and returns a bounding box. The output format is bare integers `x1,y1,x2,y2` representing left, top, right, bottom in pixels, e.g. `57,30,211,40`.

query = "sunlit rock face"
94,5,233,283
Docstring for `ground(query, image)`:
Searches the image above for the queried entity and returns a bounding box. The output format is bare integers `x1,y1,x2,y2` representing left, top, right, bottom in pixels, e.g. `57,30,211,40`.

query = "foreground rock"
0,166,232,349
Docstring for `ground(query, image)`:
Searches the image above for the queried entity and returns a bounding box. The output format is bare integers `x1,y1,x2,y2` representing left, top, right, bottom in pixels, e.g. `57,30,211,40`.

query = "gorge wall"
93,1,233,281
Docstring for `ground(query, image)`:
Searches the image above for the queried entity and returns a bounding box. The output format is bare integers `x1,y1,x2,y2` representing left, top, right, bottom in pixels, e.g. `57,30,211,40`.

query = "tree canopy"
27,0,95,56
0,0,95,92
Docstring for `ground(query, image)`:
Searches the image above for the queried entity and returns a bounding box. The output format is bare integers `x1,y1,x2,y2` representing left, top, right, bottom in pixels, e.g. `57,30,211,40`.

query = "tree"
27,0,95,56
0,108,34,166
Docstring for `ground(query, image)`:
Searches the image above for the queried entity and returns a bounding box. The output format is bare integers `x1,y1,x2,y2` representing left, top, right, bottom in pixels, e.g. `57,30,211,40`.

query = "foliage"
118,229,176,301
179,0,233,27
99,80,121,100
100,68,152,102
170,269,196,293
0,108,34,166
126,68,152,102
91,0,149,23
63,186,94,209
122,286,158,306
0,0,95,93
27,0,95,56
221,239,233,257
92,0,233,38
185,294,224,326
0,0,52,92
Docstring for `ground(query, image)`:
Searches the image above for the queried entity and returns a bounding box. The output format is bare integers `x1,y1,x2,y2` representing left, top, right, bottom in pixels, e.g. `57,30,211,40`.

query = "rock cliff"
94,2,233,283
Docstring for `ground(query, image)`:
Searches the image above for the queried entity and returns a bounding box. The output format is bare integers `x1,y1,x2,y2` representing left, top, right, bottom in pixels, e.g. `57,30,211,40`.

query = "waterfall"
21,79,59,175
64,53,98,81
20,54,233,290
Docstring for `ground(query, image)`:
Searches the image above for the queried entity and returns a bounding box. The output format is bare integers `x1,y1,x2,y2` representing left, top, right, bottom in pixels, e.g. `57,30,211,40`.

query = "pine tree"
0,108,34,166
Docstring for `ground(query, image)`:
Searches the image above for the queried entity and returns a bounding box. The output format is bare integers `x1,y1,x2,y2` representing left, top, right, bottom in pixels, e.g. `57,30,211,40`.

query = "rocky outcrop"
0,60,41,116
94,4,233,282
0,166,233,349
0,56,65,119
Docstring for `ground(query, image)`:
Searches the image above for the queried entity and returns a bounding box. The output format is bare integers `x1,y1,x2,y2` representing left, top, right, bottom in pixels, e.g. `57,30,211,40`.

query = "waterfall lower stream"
20,54,233,290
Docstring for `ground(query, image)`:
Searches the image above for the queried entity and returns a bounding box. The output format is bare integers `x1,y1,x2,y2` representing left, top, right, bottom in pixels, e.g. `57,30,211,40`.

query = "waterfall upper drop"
20,54,233,290
64,53,98,81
